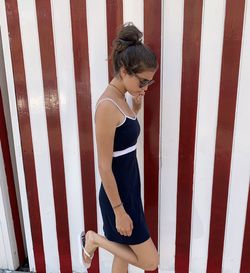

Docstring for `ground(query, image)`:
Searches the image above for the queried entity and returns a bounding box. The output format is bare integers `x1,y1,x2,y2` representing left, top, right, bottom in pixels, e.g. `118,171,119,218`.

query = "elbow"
98,163,112,176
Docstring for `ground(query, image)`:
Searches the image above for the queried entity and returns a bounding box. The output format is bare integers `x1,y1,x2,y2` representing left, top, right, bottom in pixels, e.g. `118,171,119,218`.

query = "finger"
124,228,129,236
136,97,142,103
120,230,126,236
122,229,129,236
117,229,124,236
127,230,132,236
126,228,131,236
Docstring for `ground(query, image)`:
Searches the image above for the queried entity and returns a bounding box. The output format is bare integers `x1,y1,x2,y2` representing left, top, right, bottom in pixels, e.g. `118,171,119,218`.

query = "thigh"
129,237,159,264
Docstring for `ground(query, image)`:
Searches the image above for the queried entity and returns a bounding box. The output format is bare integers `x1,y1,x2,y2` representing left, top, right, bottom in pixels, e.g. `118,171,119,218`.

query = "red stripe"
35,1,72,272
69,1,100,273
0,89,26,264
240,182,250,272
175,1,203,272
5,1,46,271
206,1,245,272
144,1,161,273
106,0,123,81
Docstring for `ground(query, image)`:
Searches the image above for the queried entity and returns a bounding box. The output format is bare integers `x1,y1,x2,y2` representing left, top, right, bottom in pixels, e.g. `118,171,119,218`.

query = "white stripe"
50,0,85,272
17,0,60,272
222,1,250,272
86,0,111,271
113,144,137,157
190,1,226,272
159,0,184,270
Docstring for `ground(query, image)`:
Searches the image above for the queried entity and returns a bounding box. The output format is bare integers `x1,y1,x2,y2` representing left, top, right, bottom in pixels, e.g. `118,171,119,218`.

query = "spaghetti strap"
95,98,127,117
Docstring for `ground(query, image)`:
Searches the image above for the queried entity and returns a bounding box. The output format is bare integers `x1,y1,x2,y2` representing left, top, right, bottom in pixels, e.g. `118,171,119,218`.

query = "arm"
132,94,143,115
95,101,134,236
95,101,124,215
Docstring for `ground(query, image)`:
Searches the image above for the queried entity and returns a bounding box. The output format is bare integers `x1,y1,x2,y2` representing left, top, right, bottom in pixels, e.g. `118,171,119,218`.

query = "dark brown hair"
111,22,158,76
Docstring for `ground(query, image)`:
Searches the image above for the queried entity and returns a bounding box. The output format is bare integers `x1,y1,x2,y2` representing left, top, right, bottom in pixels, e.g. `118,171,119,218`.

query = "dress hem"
104,233,151,246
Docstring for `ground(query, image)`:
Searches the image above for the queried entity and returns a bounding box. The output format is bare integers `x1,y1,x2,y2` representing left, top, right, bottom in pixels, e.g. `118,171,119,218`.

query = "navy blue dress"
97,98,150,245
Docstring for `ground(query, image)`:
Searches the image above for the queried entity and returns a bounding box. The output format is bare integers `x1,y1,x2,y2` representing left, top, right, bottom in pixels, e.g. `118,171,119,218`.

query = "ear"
119,66,128,79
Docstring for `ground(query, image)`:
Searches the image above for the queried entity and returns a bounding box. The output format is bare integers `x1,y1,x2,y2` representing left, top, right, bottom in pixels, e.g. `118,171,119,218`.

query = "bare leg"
112,255,128,273
83,231,138,265
82,230,159,271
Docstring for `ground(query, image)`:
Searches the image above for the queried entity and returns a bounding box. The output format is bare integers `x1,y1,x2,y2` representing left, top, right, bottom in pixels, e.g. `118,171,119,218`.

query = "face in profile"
122,69,157,97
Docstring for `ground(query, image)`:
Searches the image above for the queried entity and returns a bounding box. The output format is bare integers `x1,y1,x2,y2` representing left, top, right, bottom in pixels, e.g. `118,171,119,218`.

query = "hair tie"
115,38,142,53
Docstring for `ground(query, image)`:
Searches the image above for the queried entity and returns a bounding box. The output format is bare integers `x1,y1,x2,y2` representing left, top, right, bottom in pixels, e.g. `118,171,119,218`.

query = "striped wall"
0,30,26,270
0,0,250,273
0,95,24,270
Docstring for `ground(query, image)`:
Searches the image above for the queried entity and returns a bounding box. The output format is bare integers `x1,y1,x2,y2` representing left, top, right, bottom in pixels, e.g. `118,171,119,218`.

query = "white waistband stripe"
113,144,137,157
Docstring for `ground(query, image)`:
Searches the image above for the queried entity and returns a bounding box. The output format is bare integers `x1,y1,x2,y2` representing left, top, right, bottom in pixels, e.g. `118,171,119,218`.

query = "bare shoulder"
95,97,120,127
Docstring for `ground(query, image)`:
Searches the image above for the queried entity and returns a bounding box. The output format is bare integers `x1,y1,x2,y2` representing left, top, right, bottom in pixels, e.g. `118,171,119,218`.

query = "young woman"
80,22,159,272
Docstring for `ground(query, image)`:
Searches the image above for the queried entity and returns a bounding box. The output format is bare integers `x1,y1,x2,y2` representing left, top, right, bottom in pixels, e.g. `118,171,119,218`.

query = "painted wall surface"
0,25,26,270
0,1,250,273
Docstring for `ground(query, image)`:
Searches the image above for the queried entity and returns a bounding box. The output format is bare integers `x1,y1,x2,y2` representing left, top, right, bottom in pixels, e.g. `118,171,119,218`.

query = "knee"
144,253,159,271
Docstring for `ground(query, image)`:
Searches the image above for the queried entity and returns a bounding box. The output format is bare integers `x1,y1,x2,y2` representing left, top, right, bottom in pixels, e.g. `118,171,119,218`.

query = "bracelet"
112,202,123,210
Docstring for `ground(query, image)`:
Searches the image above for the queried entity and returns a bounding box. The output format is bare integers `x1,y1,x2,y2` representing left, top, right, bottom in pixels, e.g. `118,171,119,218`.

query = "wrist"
113,203,125,216
112,202,123,210
133,103,142,114
133,99,142,106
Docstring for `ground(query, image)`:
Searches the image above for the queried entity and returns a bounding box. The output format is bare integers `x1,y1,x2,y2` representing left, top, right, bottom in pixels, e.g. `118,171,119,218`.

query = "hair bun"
113,22,143,53
110,22,158,77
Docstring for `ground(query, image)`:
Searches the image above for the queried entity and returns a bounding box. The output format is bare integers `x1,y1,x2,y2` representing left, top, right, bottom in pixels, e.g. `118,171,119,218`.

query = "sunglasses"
132,73,155,88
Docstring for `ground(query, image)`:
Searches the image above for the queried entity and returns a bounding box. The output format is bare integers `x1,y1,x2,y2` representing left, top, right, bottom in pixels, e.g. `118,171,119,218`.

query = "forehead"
137,70,156,80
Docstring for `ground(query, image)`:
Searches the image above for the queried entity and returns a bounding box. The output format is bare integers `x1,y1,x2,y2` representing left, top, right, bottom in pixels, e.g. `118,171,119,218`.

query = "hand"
115,207,134,236
132,92,144,114
132,92,145,105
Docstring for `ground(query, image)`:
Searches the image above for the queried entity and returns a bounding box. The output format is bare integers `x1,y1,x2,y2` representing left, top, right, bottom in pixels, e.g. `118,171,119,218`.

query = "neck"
109,79,126,99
